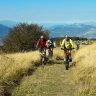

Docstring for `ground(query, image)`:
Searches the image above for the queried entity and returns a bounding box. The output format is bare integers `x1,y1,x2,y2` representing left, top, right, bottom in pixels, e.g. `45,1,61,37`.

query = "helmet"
65,35,68,38
40,35,44,39
65,35,69,41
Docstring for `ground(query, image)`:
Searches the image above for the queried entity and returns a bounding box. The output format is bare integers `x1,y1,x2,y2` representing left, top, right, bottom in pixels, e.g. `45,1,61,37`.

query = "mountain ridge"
0,20,96,40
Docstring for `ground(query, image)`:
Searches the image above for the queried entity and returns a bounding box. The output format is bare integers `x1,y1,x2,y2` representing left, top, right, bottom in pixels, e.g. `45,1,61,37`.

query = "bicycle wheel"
51,51,53,57
49,50,53,57
65,56,69,70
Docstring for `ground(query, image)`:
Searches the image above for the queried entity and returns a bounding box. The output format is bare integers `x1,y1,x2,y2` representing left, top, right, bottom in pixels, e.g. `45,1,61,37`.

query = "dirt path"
12,62,76,96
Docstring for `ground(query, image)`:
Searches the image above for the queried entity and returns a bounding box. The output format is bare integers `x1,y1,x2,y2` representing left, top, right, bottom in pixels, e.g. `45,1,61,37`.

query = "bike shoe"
64,58,66,64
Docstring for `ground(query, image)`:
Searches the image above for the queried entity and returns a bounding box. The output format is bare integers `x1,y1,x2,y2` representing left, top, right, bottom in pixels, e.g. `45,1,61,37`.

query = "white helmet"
40,35,44,39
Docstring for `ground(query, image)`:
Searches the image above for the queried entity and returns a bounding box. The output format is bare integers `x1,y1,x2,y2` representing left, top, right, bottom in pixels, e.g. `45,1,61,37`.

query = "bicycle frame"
61,48,73,70
40,51,45,65
76,45,79,50
48,47,53,57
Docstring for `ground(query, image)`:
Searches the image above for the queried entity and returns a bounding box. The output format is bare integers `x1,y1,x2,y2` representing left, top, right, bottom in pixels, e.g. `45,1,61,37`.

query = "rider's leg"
44,48,46,57
64,51,67,61
39,48,42,54
51,47,53,56
69,50,72,62
69,50,71,57
48,46,52,57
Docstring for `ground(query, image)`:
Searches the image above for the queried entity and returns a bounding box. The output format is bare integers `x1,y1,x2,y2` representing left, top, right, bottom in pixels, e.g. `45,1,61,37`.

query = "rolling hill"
0,24,10,45
0,20,18,28
0,24,10,37
0,20,18,45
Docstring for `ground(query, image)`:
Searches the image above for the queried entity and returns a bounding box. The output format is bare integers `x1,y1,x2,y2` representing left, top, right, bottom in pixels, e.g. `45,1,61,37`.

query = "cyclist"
36,35,47,57
61,35,74,63
46,37,54,57
75,39,80,50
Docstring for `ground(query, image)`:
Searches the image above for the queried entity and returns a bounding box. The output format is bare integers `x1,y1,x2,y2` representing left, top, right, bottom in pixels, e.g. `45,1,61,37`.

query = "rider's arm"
46,40,48,47
36,40,40,48
70,39,74,48
61,39,65,47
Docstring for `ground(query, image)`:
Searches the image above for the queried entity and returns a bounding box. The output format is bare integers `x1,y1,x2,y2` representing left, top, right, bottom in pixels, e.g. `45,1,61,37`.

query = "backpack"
48,39,54,46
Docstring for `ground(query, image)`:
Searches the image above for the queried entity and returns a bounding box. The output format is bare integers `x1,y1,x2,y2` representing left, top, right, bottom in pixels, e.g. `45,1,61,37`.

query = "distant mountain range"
0,24,10,37
0,20,96,45
0,20,18,45
45,23,96,38
0,20,18,28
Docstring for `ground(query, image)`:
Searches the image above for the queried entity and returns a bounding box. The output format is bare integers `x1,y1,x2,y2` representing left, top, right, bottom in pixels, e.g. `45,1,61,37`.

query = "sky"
0,0,96,23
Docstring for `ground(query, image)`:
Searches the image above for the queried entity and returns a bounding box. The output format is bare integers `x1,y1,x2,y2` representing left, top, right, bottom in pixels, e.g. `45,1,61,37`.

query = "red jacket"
38,39,46,48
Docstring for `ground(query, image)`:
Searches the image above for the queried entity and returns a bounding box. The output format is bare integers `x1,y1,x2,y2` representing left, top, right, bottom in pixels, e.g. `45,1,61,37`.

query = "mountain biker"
61,35,74,63
46,37,54,57
36,35,47,57
75,39,80,50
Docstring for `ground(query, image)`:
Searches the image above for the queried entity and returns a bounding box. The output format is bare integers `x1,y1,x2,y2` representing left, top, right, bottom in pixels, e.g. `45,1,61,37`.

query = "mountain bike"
48,48,53,57
47,45,54,58
76,45,79,50
61,47,74,70
40,50,46,65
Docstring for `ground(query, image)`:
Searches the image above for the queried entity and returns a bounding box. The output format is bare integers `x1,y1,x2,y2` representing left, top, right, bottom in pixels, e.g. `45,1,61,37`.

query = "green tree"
2,23,49,52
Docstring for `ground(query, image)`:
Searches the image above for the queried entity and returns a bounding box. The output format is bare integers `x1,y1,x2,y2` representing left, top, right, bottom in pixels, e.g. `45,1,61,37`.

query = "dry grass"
0,47,63,95
0,50,40,95
1,43,96,95
71,43,96,96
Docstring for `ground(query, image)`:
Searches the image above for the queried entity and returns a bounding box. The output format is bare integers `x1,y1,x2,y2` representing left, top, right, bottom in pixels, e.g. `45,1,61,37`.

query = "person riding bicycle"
61,35,74,63
75,39,80,50
46,37,54,57
36,35,47,57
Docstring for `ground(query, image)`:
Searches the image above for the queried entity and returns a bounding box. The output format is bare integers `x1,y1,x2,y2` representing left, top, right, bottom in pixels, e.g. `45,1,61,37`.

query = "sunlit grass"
0,47,63,95
0,50,40,95
1,43,96,95
71,43,96,96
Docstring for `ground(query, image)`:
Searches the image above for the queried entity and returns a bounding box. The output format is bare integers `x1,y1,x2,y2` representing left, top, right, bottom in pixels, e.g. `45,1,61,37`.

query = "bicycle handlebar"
61,47,75,51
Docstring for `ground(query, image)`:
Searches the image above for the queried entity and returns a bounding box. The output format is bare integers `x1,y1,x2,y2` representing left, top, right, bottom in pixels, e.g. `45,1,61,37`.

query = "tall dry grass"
1,44,96,96
0,47,63,95
0,50,40,95
71,43,96,96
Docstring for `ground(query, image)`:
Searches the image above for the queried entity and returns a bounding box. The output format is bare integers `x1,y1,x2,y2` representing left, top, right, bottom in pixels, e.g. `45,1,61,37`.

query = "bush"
2,23,49,52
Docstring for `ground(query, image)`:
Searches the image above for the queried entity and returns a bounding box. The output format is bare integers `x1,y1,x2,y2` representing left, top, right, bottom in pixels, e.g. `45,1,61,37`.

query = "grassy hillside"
0,43,96,96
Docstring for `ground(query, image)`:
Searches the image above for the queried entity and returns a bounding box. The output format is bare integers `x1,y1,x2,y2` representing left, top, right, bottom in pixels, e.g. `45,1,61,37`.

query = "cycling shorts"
48,45,54,49
39,47,46,53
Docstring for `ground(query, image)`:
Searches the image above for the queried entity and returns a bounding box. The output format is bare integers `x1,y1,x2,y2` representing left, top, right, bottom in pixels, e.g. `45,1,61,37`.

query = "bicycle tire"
49,50,53,57
65,56,69,70
65,61,69,70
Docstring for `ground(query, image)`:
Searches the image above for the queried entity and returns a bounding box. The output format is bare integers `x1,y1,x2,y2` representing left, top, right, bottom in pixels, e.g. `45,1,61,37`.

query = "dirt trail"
12,61,76,96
